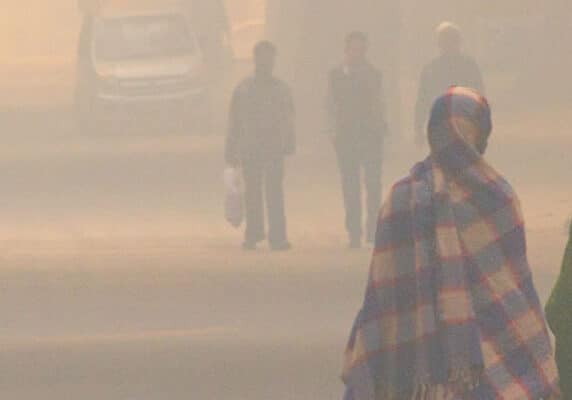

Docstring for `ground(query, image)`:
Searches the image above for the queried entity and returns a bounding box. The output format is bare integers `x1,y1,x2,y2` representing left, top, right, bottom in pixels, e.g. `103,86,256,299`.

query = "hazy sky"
2,3,80,62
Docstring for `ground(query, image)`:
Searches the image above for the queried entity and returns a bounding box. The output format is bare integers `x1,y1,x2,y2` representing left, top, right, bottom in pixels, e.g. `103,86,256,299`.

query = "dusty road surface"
0,100,570,400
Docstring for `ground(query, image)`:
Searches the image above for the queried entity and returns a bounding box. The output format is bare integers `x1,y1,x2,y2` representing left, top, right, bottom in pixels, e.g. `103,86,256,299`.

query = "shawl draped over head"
343,87,559,400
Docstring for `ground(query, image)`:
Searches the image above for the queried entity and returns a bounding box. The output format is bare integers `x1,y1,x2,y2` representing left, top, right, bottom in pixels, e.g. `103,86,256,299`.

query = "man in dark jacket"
225,41,295,251
415,22,485,145
326,31,387,248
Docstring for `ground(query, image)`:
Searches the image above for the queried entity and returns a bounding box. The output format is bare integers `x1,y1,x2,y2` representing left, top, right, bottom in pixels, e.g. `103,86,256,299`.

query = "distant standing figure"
415,22,485,145
546,221,572,399
326,31,387,248
225,41,295,251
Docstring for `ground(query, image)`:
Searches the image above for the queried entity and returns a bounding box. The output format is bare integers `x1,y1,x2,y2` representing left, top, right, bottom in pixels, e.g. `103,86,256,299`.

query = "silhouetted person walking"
415,22,485,146
326,31,387,248
225,41,295,251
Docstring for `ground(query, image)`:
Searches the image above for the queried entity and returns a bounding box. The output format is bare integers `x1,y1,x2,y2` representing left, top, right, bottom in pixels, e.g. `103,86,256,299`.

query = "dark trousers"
242,157,287,245
335,143,382,242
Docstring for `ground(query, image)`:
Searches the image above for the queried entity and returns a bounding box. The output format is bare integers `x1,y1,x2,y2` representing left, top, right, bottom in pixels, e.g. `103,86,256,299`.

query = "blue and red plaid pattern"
343,87,559,400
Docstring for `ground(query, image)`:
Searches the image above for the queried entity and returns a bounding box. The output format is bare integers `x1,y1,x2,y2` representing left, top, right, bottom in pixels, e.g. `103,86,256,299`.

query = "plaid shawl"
343,87,559,400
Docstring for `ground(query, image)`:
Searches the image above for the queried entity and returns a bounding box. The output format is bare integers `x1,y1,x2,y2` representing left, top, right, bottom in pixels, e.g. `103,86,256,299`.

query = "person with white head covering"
415,22,485,146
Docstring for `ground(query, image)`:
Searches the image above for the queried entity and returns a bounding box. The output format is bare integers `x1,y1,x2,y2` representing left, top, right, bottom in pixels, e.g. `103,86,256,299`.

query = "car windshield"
95,15,195,61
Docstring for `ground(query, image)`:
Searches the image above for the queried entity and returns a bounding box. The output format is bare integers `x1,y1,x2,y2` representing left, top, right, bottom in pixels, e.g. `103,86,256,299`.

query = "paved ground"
0,99,570,399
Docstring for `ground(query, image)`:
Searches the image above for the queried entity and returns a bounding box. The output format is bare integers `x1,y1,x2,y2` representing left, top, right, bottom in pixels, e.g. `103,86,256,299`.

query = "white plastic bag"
224,167,244,228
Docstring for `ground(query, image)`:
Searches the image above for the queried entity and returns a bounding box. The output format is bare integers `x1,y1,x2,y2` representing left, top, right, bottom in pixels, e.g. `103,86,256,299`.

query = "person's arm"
372,69,388,137
225,86,242,166
545,223,572,338
282,84,296,156
324,70,337,141
414,66,430,146
469,58,486,96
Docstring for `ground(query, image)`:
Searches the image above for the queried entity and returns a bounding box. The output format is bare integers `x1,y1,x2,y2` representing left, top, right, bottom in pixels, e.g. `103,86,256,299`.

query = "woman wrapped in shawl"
342,87,559,400
546,221,572,399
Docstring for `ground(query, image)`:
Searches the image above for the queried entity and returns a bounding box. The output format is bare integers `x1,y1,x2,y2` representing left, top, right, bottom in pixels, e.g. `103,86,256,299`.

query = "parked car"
76,4,211,134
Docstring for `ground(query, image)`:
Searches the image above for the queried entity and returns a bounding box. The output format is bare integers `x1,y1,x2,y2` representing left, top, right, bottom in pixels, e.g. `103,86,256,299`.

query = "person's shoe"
242,241,257,251
270,242,292,252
